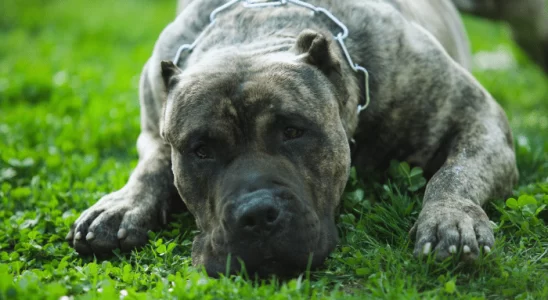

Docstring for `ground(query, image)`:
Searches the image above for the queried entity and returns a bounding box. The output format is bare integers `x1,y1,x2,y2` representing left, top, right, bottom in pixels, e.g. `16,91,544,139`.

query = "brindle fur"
68,0,518,276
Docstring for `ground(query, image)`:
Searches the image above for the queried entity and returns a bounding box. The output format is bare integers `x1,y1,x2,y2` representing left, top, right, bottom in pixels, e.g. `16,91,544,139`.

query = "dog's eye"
283,127,304,141
194,146,211,159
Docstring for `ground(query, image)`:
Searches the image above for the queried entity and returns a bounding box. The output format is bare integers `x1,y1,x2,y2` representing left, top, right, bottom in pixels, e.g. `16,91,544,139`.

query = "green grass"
1,0,547,299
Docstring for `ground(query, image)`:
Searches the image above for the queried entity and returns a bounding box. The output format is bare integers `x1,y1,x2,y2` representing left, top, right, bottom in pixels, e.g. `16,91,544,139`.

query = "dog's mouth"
254,257,320,278
200,248,323,278
193,208,339,278
247,257,290,278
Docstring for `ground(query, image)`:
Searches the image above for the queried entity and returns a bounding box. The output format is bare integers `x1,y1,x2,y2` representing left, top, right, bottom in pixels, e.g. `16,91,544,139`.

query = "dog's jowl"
68,0,518,276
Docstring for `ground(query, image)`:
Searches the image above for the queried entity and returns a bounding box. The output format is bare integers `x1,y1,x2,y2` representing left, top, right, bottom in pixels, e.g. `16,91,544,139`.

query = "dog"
67,0,518,277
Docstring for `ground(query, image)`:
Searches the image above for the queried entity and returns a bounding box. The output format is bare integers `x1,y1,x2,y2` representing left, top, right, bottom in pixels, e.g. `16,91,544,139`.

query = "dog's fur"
68,0,518,276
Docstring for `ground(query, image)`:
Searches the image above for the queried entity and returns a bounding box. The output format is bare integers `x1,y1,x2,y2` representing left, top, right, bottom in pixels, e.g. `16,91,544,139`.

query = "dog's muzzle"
206,167,322,275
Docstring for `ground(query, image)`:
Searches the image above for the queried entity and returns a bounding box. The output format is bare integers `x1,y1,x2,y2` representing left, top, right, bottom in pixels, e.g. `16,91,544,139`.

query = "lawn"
1,0,547,299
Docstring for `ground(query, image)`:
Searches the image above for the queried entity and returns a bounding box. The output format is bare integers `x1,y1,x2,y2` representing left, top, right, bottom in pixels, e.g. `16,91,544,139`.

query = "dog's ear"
161,61,182,91
293,29,341,75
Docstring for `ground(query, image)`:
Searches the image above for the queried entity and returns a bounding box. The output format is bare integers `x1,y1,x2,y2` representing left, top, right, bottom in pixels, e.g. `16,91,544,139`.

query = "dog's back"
176,0,472,69
390,0,471,68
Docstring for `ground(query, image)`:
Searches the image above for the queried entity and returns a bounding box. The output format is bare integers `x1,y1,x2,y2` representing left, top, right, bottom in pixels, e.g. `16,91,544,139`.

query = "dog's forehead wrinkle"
165,89,241,146
241,76,327,122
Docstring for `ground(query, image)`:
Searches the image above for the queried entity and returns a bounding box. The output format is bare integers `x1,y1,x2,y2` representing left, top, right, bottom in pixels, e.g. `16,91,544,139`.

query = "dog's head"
160,30,356,277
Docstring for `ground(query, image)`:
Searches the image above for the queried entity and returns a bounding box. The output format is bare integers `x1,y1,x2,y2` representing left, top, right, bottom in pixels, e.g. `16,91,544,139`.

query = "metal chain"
173,0,371,113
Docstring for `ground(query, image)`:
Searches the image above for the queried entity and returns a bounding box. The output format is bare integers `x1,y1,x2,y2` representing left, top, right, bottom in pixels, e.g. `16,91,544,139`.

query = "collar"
173,0,371,113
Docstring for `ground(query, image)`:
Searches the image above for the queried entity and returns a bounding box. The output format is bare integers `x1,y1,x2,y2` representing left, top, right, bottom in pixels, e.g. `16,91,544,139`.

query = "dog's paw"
409,201,494,261
66,189,167,255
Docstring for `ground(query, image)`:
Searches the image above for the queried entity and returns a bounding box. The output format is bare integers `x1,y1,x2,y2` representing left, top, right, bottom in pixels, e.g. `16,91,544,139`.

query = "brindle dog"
67,0,518,277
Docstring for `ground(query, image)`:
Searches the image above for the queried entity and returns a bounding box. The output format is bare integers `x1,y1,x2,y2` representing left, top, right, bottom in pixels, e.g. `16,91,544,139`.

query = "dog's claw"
117,229,127,239
423,242,432,255
463,245,471,254
484,245,491,253
65,231,73,240
86,232,95,241
75,231,82,240
448,245,457,254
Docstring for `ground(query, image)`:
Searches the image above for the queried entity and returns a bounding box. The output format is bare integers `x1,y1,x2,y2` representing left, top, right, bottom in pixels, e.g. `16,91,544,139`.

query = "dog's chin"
192,221,339,278
199,249,330,278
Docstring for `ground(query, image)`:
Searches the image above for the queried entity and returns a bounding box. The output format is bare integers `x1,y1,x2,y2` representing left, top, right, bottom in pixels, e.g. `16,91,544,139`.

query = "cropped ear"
161,60,182,91
293,29,341,75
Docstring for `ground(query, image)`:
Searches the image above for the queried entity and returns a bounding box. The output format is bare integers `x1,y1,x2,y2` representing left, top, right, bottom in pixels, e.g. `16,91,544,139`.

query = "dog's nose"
235,196,282,235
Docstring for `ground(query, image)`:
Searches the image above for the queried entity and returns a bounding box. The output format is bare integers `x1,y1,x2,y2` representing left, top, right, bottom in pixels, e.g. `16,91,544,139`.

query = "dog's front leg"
410,101,518,260
67,62,182,255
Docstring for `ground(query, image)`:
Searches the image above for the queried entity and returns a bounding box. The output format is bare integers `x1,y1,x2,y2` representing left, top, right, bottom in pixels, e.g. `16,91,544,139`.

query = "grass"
1,0,547,299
